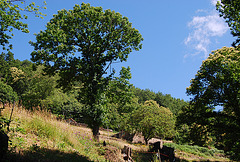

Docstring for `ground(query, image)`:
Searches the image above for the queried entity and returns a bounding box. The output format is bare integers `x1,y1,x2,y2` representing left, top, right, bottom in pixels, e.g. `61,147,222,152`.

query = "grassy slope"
2,105,231,162
2,106,107,162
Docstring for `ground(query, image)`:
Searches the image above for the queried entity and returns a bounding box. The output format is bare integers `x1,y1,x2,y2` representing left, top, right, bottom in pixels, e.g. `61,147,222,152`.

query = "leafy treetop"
217,0,240,47
187,46,240,112
186,46,240,159
0,0,46,51
132,100,175,144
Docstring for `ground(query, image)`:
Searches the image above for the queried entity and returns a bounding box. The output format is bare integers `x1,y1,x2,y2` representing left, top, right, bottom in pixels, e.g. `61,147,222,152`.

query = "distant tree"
0,52,13,83
22,65,56,110
11,60,34,102
30,3,143,139
106,67,134,113
155,93,187,116
103,66,136,130
132,100,175,144
41,89,83,121
185,47,240,159
133,88,188,116
132,88,156,104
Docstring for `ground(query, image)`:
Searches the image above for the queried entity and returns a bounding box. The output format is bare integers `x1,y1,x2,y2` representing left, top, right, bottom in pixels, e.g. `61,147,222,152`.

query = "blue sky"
9,0,234,101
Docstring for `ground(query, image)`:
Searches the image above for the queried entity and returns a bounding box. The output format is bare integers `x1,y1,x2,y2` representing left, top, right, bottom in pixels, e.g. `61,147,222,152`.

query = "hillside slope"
1,105,230,162
2,105,108,161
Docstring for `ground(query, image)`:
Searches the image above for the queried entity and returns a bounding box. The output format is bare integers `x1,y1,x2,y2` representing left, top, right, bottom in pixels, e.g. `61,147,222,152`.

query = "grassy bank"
2,105,106,162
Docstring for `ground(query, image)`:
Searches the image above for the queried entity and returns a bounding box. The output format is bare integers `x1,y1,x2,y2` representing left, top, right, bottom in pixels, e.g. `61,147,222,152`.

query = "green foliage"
217,0,240,46
187,47,240,108
132,87,188,116
104,97,140,131
176,104,215,146
103,66,137,130
164,142,224,158
132,100,175,144
21,65,56,110
30,3,143,137
133,88,156,104
41,89,83,122
0,52,15,83
0,0,46,51
0,80,18,105
106,67,134,112
155,93,188,116
185,46,240,159
0,80,18,137
9,60,34,101
0,52,34,103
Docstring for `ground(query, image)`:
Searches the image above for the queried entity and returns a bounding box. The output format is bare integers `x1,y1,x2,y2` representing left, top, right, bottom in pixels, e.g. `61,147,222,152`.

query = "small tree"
132,100,175,144
103,66,136,130
30,3,143,139
0,81,18,128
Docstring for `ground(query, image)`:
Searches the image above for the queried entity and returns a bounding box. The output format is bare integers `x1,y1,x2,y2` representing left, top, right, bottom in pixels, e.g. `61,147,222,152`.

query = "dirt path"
76,126,148,152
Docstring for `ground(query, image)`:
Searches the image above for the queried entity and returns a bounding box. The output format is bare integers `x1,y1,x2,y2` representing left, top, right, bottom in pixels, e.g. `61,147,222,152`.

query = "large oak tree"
30,3,143,139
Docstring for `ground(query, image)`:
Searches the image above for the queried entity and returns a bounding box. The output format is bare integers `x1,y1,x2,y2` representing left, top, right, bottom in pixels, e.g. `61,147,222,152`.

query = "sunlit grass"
2,105,106,162
164,142,229,161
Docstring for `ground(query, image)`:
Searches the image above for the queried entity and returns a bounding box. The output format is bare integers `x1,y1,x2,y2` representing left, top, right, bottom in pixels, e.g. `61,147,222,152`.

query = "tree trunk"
0,130,9,159
144,137,148,145
92,125,100,141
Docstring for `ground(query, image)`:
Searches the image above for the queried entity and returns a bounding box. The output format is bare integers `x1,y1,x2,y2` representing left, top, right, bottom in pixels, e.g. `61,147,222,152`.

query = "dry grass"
2,105,106,162
1,105,149,161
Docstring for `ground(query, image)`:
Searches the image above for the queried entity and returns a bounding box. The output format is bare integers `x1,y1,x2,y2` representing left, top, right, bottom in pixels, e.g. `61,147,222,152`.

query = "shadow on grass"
2,147,93,162
132,152,189,162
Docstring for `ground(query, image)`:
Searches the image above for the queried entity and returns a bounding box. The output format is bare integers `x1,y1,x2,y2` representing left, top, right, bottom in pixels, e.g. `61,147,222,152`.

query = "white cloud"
184,1,228,58
211,0,219,5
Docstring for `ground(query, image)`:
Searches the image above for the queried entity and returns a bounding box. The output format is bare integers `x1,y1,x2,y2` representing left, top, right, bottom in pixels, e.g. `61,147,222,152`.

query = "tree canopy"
185,46,240,159
132,100,175,144
132,88,187,116
30,3,143,139
0,81,18,105
187,47,240,112
217,0,240,46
